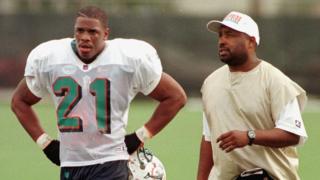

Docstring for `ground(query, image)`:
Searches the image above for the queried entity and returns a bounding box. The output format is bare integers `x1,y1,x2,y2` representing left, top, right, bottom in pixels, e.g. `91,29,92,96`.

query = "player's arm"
144,72,187,135
125,72,187,154
216,128,299,152
11,78,44,141
197,136,213,180
11,78,60,166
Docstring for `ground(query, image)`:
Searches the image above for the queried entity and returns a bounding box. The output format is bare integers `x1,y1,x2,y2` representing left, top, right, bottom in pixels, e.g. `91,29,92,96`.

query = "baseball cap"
207,11,260,45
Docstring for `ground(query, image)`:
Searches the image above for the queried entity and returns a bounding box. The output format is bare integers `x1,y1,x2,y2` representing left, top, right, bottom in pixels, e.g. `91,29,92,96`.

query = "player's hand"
43,140,60,166
125,132,143,155
216,130,248,153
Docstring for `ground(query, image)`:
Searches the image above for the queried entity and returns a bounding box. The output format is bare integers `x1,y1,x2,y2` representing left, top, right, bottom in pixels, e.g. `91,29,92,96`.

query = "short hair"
77,6,108,28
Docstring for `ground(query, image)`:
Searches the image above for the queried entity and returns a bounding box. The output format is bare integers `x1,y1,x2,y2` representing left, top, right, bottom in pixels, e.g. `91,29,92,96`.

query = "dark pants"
60,160,129,180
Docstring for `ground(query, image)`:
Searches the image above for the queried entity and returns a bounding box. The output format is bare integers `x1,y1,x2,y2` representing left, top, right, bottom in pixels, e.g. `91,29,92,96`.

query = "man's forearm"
11,79,44,142
253,128,300,147
11,99,45,141
145,94,186,135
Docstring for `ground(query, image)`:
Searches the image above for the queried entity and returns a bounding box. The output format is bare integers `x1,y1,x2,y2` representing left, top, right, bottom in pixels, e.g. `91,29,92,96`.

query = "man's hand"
216,130,248,152
124,133,143,155
43,140,60,166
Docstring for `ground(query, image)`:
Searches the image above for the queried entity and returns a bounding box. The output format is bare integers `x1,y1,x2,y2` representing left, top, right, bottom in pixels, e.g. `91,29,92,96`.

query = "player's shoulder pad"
29,38,72,60
109,38,157,59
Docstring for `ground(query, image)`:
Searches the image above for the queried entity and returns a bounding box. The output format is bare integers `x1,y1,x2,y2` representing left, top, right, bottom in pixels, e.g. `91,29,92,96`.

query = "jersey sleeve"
268,66,307,123
275,98,308,145
202,112,212,142
24,44,49,98
133,42,163,95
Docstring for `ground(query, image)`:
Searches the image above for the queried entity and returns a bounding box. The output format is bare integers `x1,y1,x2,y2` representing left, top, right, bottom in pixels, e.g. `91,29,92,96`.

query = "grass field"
1,91,319,179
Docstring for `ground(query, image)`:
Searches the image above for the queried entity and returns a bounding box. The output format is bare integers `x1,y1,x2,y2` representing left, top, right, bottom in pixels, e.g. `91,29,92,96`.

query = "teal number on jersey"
53,77,111,133
90,79,111,134
53,77,83,132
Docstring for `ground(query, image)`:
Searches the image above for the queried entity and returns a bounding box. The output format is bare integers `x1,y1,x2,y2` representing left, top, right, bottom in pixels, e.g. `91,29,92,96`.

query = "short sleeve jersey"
25,38,162,167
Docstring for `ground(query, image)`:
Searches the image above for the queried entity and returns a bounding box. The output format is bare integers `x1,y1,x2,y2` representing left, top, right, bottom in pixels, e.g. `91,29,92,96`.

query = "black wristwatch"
247,130,256,146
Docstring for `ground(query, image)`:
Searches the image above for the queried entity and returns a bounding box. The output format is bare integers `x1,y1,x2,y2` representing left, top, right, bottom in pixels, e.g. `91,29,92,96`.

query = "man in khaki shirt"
197,11,307,180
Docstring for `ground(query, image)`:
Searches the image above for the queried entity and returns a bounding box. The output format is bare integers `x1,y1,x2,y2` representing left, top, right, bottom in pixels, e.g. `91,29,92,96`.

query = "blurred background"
1,0,320,97
1,1,320,179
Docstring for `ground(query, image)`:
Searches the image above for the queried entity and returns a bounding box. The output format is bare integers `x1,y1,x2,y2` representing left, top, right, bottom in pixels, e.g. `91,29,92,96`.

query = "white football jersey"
25,38,162,167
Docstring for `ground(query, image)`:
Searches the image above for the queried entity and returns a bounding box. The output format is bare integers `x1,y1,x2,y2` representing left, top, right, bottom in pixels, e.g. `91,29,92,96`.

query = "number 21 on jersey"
53,76,111,134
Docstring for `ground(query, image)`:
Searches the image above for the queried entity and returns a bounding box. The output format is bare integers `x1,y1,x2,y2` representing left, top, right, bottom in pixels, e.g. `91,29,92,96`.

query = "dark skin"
146,73,187,135
197,25,300,180
74,16,109,64
11,79,43,141
218,25,260,72
11,17,187,147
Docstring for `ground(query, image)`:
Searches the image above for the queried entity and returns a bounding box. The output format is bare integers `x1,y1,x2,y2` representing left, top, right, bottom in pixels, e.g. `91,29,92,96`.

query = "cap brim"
207,20,223,33
207,20,244,36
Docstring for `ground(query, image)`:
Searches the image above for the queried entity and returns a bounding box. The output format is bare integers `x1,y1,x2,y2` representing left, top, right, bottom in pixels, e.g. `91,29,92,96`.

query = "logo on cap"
224,14,242,24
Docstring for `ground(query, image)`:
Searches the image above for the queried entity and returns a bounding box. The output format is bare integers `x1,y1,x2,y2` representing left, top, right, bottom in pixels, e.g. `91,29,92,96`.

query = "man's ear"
249,37,257,49
104,28,110,40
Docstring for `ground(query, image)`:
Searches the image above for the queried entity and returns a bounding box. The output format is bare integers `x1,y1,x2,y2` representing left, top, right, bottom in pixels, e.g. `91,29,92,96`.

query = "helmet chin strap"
128,147,166,180
137,148,153,169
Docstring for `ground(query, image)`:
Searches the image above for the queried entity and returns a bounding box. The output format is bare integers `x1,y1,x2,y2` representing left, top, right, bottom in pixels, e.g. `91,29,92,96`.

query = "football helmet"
128,147,166,180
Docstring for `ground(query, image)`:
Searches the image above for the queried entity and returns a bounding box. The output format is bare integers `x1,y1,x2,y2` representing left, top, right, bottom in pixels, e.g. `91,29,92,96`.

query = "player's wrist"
135,126,152,143
125,132,143,154
36,133,53,150
43,139,60,166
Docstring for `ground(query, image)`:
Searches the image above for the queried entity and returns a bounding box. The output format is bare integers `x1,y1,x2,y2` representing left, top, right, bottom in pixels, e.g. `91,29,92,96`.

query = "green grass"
1,99,319,179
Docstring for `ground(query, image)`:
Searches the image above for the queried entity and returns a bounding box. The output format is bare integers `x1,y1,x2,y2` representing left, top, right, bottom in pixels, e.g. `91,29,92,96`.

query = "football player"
11,6,186,180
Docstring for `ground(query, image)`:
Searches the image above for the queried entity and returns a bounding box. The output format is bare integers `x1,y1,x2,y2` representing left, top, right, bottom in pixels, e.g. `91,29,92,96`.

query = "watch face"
248,130,255,138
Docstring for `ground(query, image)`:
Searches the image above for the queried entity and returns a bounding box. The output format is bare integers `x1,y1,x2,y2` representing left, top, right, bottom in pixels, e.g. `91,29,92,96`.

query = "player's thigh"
60,160,129,180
